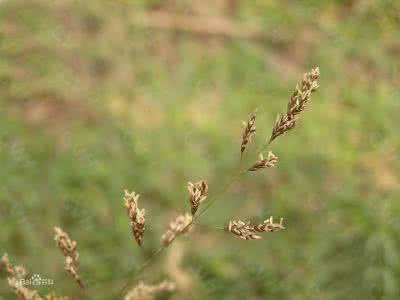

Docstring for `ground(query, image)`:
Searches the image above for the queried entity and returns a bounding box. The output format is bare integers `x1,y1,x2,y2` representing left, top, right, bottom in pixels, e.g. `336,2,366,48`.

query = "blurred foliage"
0,0,399,299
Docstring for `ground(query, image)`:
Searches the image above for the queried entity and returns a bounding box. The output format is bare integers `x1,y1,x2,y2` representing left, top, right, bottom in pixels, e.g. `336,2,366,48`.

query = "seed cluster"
248,151,278,171
226,217,285,240
161,214,193,246
1,253,39,300
1,254,68,300
240,111,257,155
124,190,146,246
188,180,208,215
54,227,84,288
124,280,175,300
269,67,320,143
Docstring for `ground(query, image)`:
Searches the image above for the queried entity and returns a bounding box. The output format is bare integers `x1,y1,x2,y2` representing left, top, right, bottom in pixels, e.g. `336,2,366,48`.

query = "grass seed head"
269,67,320,143
1,253,43,300
269,113,297,143
241,110,257,155
161,214,193,247
187,180,208,215
248,151,278,171
125,280,175,300
287,67,320,116
253,216,285,233
226,217,285,240
124,190,146,246
54,227,84,288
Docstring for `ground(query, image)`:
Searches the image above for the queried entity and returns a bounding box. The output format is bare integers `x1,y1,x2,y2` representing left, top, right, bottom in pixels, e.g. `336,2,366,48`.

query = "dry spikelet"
226,217,285,240
240,110,257,155
1,253,26,278
45,292,69,300
1,253,43,300
1,254,68,300
253,216,285,233
269,67,320,143
164,241,193,292
287,67,320,116
248,151,278,171
124,190,146,246
269,113,297,143
7,277,43,300
53,227,84,288
161,214,193,246
187,180,208,215
226,220,262,240
124,280,175,300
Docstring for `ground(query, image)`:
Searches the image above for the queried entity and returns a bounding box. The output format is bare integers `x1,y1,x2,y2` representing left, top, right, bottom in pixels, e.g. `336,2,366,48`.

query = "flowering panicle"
187,180,208,215
248,151,278,171
54,227,84,288
253,216,285,233
240,111,257,155
287,67,320,116
269,67,320,143
226,217,285,240
1,254,67,300
124,190,146,246
124,280,175,300
1,253,41,300
161,214,193,246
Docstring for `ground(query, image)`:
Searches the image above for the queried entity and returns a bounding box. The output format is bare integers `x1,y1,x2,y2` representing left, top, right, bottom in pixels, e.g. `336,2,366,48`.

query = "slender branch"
120,246,165,295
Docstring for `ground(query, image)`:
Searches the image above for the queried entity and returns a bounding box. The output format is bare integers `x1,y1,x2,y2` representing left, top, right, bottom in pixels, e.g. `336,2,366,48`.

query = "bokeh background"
1,1,399,299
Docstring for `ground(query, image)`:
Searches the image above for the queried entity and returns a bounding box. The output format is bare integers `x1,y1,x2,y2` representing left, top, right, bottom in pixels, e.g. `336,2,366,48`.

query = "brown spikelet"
124,280,175,300
226,217,285,240
269,67,320,143
1,253,43,300
124,190,146,246
53,227,84,288
187,180,208,215
161,214,193,247
269,113,297,143
248,151,278,171
226,220,262,240
240,110,257,155
253,216,285,233
287,67,320,116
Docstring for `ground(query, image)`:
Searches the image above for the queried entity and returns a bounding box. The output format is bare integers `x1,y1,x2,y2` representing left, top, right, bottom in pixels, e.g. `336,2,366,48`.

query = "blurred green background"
0,1,399,299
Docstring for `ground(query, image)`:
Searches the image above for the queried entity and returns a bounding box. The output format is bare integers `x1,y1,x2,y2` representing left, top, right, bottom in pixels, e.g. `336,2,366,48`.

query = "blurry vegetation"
0,0,399,299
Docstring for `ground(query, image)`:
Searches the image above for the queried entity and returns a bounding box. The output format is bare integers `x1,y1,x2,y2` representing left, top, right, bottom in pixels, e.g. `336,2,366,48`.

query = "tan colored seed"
125,280,175,300
124,190,146,246
240,110,257,155
161,214,193,247
269,67,320,143
187,180,208,215
1,254,43,300
248,151,278,171
226,217,285,240
54,227,84,288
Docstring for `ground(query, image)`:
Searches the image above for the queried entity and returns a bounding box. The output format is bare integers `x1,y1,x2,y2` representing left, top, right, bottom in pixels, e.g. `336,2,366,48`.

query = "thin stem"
196,223,225,231
254,139,272,157
120,245,165,294
193,170,246,221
